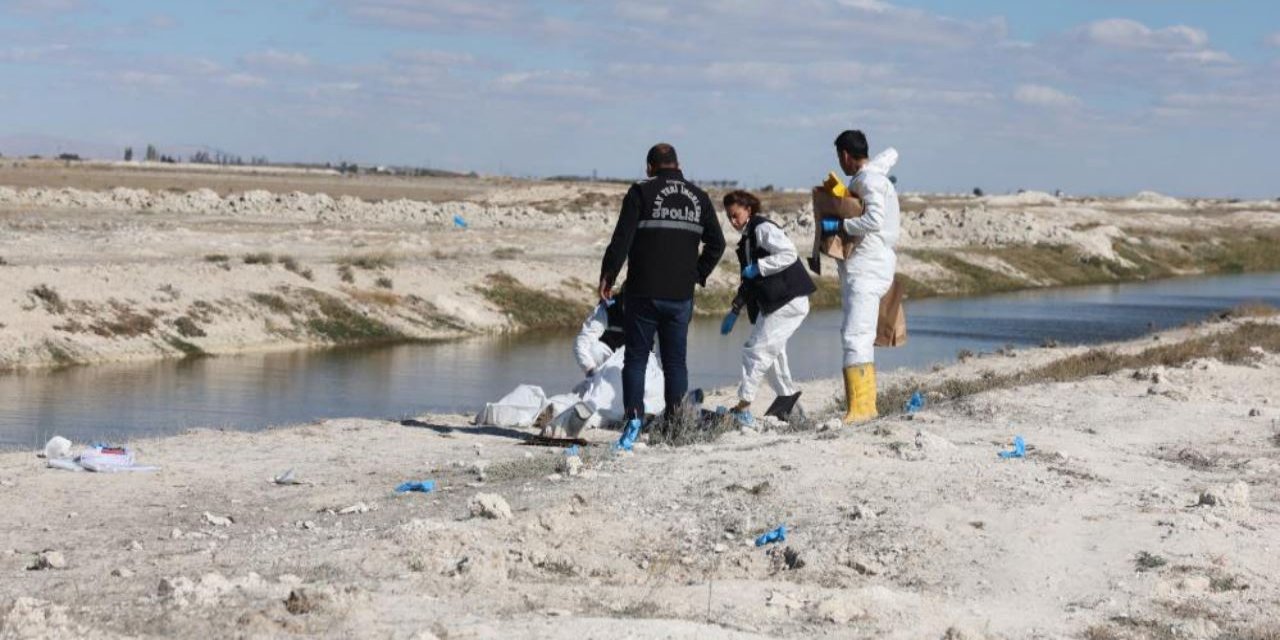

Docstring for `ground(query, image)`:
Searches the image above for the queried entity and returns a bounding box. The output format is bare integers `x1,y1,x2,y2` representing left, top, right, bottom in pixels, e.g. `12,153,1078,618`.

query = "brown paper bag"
811,187,864,263
875,277,907,347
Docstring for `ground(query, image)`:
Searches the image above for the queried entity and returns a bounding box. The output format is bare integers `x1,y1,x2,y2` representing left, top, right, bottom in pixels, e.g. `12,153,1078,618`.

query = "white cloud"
114,70,173,87
341,0,530,31
222,73,267,88
1165,50,1233,65
241,49,311,70
838,0,893,13
1013,84,1080,109
0,43,71,63
3,0,85,14
1077,18,1207,51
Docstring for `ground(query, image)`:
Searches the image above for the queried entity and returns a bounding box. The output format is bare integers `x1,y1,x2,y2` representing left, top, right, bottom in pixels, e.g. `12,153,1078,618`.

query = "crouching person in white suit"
819,130,900,424
553,292,664,436
719,190,815,426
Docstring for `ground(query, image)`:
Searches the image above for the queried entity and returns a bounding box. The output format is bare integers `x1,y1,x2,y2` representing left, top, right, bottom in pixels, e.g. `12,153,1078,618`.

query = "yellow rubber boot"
842,364,879,424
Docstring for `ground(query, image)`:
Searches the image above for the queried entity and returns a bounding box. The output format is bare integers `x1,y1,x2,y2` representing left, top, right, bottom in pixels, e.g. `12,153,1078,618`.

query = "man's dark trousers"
622,295,693,419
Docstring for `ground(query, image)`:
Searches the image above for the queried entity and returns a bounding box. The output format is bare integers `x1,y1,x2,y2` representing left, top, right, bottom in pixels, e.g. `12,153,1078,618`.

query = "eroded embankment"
2,183,1279,370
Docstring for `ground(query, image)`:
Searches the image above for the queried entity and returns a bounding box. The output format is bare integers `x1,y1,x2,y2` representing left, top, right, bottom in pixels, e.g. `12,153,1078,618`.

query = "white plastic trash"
43,436,73,460
77,446,160,473
475,384,548,427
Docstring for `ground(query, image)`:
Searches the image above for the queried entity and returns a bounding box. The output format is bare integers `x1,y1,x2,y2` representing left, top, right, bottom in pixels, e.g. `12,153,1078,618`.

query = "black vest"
736,216,816,321
600,299,626,351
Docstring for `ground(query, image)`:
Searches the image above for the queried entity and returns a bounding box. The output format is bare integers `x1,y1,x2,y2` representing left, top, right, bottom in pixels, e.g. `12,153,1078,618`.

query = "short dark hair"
646,143,678,168
722,190,761,215
834,130,869,160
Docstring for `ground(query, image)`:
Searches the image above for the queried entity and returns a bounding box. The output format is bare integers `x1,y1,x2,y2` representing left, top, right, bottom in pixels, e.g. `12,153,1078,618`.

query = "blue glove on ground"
720,311,738,335
755,524,787,547
821,218,841,236
742,263,760,279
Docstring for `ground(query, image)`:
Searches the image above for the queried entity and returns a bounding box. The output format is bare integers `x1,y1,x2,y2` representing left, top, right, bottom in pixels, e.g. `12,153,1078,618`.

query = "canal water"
2,272,1277,448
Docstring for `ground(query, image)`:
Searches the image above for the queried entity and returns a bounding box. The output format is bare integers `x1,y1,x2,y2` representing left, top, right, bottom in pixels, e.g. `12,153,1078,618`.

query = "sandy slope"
2,173,1279,371
2,317,1277,639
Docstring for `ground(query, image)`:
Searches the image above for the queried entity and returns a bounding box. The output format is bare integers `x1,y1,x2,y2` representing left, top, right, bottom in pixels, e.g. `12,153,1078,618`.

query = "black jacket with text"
599,168,725,300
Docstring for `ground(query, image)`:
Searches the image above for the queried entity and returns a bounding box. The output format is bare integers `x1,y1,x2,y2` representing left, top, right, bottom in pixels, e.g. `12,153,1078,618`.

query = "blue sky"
2,0,1278,197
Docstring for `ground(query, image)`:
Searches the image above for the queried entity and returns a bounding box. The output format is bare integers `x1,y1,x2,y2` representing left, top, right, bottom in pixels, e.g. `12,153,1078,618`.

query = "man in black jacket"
598,143,725,449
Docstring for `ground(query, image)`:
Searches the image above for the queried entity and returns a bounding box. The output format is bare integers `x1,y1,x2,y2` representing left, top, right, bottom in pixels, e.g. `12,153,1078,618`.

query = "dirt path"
3,316,1277,639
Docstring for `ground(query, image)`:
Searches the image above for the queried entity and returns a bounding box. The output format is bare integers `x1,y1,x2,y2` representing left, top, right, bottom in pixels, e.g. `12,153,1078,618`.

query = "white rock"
469,493,513,520
29,551,67,570
338,503,370,515
202,512,233,527
42,436,72,460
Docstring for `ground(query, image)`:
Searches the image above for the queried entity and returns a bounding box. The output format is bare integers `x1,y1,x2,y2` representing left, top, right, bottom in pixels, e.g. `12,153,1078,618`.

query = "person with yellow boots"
820,130,900,424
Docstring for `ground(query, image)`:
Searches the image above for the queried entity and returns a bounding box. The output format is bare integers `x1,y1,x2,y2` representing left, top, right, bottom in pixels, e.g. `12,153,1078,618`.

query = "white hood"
863,147,898,176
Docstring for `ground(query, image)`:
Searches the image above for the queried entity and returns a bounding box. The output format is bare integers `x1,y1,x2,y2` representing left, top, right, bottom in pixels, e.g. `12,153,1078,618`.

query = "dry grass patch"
874,313,1280,418
476,273,588,330
339,253,396,270
242,252,274,265
28,285,67,314
345,288,400,307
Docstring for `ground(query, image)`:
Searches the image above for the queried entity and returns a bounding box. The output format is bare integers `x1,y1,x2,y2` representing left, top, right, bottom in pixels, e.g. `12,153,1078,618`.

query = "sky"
1,0,1278,197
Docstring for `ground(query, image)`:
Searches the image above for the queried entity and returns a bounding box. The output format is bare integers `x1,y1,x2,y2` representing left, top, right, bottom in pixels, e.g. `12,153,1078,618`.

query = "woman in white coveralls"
719,190,816,426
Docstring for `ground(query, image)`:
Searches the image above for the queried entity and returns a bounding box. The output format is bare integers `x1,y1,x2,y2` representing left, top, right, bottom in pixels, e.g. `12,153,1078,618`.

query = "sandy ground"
2,315,1277,639
2,165,1280,372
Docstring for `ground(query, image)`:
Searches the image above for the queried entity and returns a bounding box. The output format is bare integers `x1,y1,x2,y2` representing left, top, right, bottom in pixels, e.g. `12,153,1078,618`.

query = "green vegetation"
172,315,207,338
874,310,1279,417
249,292,293,315
339,253,396,270
29,285,67,314
43,340,78,367
243,252,275,265
165,336,208,358
89,305,156,338
375,276,394,290
302,290,404,343
476,273,588,330
203,254,230,263
337,264,355,283
492,247,525,260
279,255,314,281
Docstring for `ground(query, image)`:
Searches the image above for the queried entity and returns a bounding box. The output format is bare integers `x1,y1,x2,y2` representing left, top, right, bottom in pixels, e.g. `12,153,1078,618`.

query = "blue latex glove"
452,214,468,229
998,435,1026,459
742,263,760,279
719,311,738,335
615,418,642,452
820,218,841,236
904,391,925,414
755,524,787,547
731,409,754,427
395,480,436,494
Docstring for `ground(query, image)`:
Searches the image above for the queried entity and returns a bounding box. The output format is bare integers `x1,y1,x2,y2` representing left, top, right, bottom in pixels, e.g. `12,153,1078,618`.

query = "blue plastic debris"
453,214,468,229
564,445,581,457
755,524,787,547
395,480,437,494
998,435,1026,459
904,391,925,414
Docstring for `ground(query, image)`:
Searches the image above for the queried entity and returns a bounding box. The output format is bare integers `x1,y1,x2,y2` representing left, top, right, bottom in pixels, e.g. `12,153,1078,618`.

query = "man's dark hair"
722,190,761,215
834,130,869,160
646,143,678,168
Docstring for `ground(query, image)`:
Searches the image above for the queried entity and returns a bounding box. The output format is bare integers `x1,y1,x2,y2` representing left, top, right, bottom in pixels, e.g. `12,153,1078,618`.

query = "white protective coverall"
573,304,617,374
838,148,900,366
739,223,810,403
